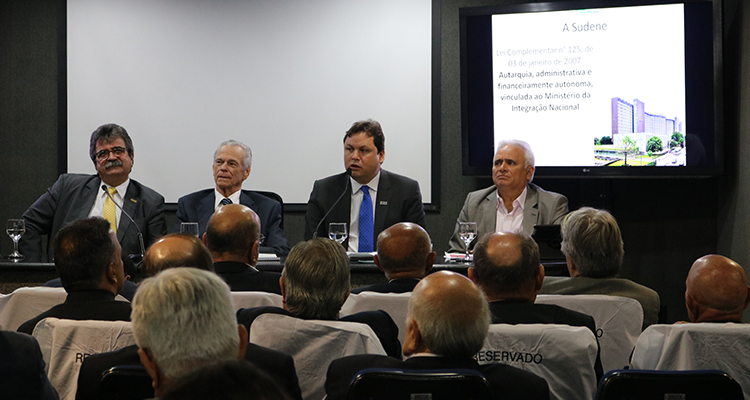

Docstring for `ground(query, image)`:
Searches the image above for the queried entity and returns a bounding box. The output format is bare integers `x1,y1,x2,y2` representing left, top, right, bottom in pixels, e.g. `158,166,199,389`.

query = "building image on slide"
610,97,684,153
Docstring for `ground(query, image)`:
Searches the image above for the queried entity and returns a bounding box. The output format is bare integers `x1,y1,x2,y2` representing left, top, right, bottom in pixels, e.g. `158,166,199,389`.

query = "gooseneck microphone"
101,185,145,258
313,168,352,239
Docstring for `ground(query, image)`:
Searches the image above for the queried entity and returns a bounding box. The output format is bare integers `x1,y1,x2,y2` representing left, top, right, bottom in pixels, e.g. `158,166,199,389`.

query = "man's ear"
402,318,424,357
565,256,580,278
373,255,385,273
237,325,248,360
467,267,478,284
279,276,286,308
202,233,207,246
685,292,699,322
138,348,161,393
425,252,437,274
535,264,545,291
248,238,260,265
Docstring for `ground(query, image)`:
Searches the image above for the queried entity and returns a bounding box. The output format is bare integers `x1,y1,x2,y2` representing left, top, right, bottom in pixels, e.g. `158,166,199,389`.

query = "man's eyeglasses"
96,147,127,161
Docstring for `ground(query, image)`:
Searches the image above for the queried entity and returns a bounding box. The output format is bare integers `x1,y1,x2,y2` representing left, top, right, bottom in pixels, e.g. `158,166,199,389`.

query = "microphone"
102,185,145,259
313,168,351,239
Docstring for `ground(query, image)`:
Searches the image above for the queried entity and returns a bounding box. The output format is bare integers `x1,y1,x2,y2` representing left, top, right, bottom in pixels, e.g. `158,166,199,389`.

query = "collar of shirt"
214,188,242,210
405,352,440,359
90,178,130,219
349,171,381,195
497,185,528,215
347,171,381,252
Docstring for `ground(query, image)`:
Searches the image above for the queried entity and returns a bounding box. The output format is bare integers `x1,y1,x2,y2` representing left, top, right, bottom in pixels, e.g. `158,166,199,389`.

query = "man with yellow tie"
20,123,167,262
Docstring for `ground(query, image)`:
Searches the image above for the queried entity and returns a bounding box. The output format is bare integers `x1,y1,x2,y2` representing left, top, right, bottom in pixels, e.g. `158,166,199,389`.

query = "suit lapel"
197,191,216,233
240,190,256,212
373,170,391,234
118,182,141,242
479,189,496,235
68,177,100,223
523,184,539,235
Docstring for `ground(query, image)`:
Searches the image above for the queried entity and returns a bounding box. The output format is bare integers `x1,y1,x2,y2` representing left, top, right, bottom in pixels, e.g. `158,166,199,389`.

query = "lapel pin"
379,201,388,206
130,198,138,203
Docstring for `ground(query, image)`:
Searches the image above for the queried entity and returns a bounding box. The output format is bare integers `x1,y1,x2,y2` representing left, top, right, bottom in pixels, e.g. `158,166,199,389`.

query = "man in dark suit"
204,204,281,294
325,271,550,400
175,140,289,256
304,119,425,252
448,140,567,253
236,238,401,359
0,331,59,400
20,123,167,262
18,218,132,335
468,231,602,380
352,222,435,294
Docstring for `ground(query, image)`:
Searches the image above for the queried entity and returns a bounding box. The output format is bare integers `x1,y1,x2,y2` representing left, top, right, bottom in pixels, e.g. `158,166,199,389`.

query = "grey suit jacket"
448,183,568,252
20,174,167,262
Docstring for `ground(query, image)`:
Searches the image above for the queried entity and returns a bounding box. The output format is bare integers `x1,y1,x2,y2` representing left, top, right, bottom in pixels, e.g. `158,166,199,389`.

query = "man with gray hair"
325,271,550,400
448,139,567,252
132,268,301,399
176,140,289,255
352,222,436,294
539,207,660,329
236,238,401,358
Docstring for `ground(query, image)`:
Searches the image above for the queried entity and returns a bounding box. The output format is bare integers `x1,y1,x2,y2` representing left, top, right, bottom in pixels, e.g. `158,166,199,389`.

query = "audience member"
161,360,291,400
683,254,750,323
448,139,567,252
204,204,282,293
352,222,435,294
325,271,550,400
0,331,59,400
539,207,661,329
18,218,131,335
142,233,214,277
176,140,289,255
469,231,602,380
133,268,300,399
236,238,401,358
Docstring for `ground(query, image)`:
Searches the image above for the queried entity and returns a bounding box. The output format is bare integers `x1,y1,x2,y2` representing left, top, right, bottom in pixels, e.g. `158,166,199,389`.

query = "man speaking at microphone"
20,123,167,262
304,119,425,252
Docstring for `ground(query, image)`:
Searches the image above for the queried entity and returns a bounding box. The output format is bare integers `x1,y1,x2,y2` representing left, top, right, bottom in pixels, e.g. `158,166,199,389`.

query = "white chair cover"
340,292,411,344
230,291,283,311
536,294,643,371
249,313,386,400
476,323,598,400
631,323,750,399
0,287,68,331
32,318,136,400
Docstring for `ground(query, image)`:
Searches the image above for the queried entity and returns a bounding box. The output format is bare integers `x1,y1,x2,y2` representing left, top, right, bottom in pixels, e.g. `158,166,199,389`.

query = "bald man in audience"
203,204,282,294
325,271,550,400
142,233,214,277
683,255,750,323
469,231,602,380
539,207,661,329
352,222,435,294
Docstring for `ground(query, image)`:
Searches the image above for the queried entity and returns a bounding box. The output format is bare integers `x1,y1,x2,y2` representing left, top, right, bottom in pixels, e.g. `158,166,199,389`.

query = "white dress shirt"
347,172,380,253
214,188,242,210
89,179,130,229
495,186,527,234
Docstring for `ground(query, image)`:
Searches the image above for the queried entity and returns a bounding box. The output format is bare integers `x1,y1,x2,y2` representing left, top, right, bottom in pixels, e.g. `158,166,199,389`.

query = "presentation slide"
492,4,686,167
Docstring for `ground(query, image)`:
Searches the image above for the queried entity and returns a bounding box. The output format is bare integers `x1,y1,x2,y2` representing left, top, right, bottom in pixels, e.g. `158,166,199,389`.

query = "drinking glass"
6,219,26,262
328,223,348,245
180,222,200,237
458,222,478,261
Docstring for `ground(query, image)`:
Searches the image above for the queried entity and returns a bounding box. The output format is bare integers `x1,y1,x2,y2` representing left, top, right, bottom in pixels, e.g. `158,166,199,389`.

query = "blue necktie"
358,186,374,252
220,198,232,206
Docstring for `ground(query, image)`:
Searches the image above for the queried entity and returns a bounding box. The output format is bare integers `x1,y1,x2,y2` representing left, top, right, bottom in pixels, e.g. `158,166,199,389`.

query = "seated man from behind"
352,222,435,294
18,217,131,335
133,268,300,399
236,238,402,358
469,231,603,380
539,207,661,329
683,254,750,323
0,331,59,400
325,271,550,400
204,204,282,294
142,233,214,277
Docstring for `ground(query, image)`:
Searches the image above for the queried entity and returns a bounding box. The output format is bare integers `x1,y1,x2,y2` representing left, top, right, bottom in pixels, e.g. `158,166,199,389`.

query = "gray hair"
472,232,540,293
561,207,624,278
407,280,490,358
282,238,350,320
132,268,239,379
496,139,535,182
214,140,252,169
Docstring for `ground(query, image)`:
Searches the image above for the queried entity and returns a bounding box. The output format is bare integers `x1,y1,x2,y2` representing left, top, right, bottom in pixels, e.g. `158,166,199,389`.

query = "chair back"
32,318,136,400
348,368,493,400
340,292,411,344
0,286,68,331
230,291,283,311
254,190,284,229
476,323,598,400
631,323,750,399
595,369,744,400
536,294,643,371
97,365,154,400
249,313,386,400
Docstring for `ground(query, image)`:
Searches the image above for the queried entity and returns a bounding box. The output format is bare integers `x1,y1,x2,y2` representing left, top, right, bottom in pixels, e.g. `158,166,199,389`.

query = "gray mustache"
105,160,123,169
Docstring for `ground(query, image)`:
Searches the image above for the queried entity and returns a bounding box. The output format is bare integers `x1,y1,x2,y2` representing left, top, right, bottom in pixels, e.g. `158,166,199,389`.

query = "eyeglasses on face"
96,147,127,161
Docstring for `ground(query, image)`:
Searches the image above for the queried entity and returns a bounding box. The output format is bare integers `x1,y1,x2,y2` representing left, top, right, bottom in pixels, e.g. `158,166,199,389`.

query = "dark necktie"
358,186,374,252
220,198,232,206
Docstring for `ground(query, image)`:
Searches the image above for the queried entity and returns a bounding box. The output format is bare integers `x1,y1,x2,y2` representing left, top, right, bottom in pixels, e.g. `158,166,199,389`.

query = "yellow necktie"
104,187,118,233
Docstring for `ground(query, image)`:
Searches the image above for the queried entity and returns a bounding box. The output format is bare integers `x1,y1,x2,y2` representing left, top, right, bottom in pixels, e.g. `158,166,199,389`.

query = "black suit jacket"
236,306,402,359
17,290,132,335
20,174,167,262
75,343,302,400
175,188,290,256
325,354,550,400
488,298,603,380
304,169,426,249
351,278,420,294
0,331,59,400
214,261,282,294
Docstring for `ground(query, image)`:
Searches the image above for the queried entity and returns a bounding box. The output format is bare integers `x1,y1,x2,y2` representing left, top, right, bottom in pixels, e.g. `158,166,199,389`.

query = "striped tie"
220,198,232,206
103,187,118,233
